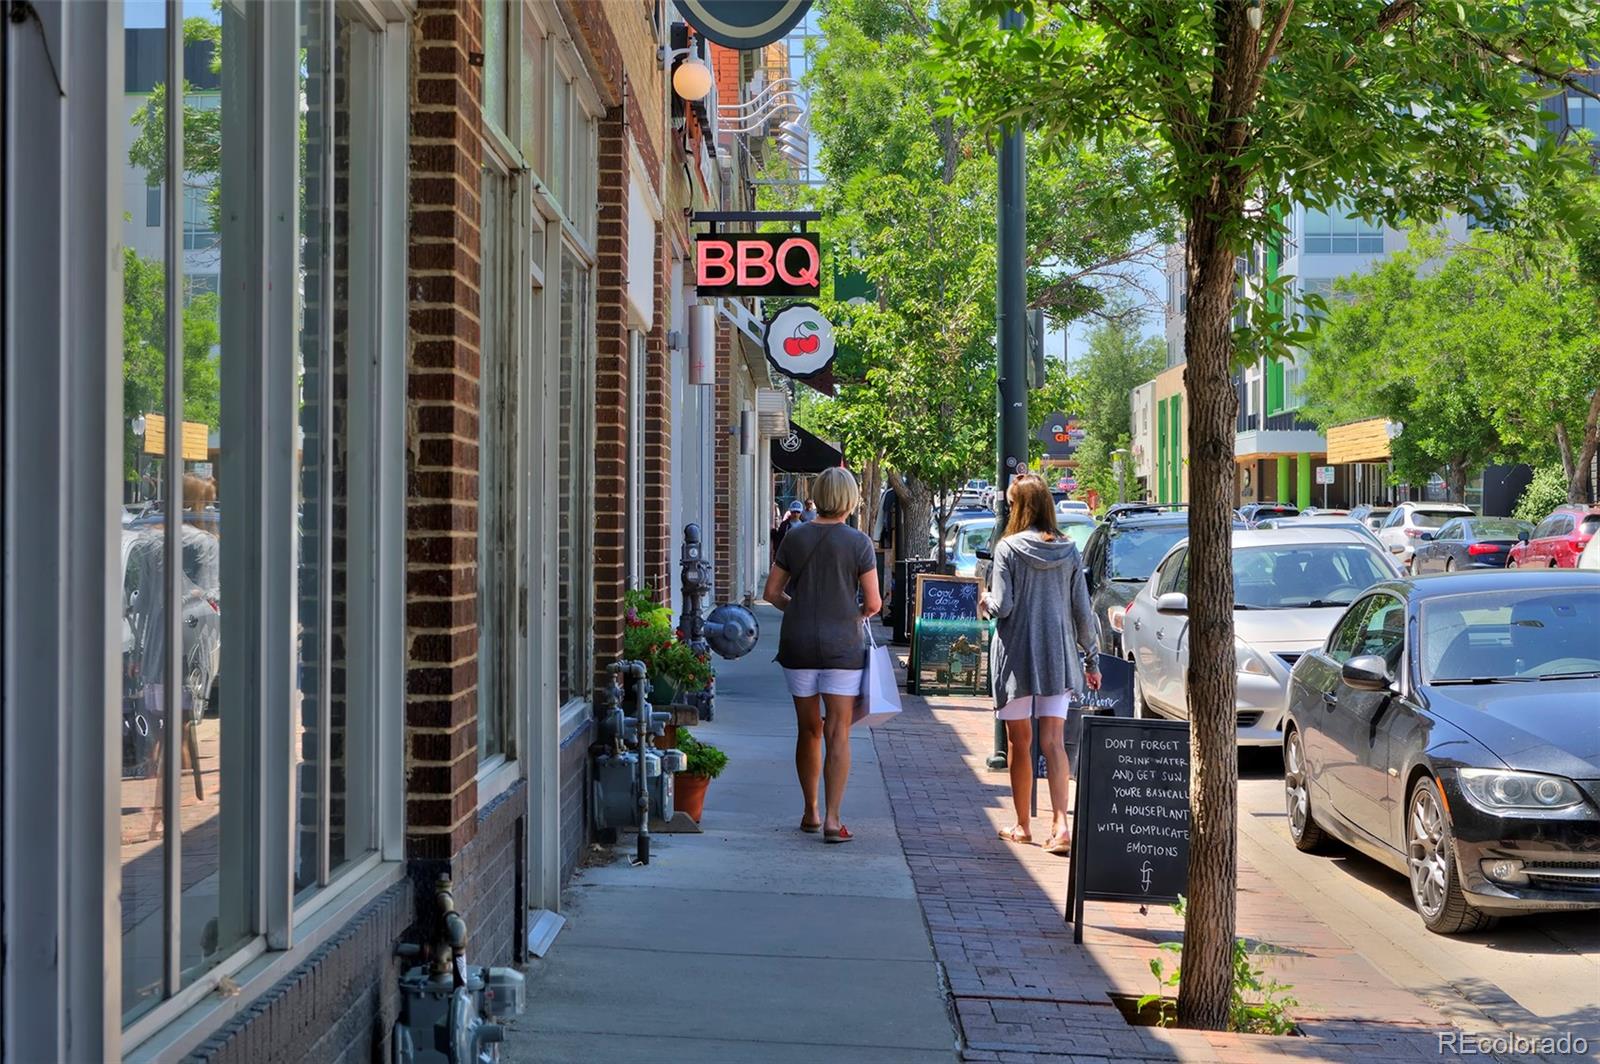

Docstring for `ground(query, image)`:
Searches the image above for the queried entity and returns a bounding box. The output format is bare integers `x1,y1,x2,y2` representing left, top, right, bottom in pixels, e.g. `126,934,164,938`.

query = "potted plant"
622,587,712,706
672,726,728,822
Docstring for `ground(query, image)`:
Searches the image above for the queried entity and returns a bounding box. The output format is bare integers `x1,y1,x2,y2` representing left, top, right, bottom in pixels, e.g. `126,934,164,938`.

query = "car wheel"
1284,727,1329,853
1408,554,1421,576
1507,557,1519,569
1406,777,1496,934
1443,558,1454,573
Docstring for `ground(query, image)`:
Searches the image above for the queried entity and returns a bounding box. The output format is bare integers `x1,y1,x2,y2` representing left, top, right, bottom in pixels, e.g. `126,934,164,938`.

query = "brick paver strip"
870,643,1466,1062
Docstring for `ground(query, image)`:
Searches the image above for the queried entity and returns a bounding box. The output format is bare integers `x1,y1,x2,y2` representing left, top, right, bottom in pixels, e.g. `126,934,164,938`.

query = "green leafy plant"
1513,466,1571,525
1137,898,1298,1036
673,728,729,780
623,587,713,694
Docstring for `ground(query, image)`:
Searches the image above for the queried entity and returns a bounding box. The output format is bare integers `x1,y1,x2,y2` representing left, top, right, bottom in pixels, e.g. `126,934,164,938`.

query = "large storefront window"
112,1,403,1048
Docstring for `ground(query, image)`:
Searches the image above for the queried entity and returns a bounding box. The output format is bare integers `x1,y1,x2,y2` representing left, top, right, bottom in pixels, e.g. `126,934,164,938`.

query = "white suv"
1376,502,1473,566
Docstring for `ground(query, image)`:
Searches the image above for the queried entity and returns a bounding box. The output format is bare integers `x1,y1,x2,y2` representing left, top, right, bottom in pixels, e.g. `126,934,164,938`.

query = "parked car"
1081,510,1215,657
1376,502,1474,565
1350,505,1394,532
1055,498,1092,518
1283,571,1600,932
1254,515,1384,548
1409,516,1532,573
1123,528,1400,746
944,514,997,578
1580,534,1600,571
1238,502,1299,527
1507,504,1600,569
1301,508,1349,516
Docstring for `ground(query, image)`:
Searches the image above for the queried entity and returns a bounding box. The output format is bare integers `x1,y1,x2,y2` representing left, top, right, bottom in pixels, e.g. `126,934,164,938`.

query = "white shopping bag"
855,624,903,727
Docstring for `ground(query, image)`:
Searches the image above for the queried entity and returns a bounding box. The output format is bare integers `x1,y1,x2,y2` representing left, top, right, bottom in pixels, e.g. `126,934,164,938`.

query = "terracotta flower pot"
675,772,711,821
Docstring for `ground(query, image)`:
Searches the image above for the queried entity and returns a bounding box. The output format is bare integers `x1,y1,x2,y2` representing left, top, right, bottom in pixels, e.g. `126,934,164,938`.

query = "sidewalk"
502,605,957,1063
877,671,1470,1062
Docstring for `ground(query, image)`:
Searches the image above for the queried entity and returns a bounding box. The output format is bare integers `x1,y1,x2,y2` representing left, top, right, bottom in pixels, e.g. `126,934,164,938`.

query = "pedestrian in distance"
802,499,818,522
979,473,1101,855
763,467,882,844
772,501,803,559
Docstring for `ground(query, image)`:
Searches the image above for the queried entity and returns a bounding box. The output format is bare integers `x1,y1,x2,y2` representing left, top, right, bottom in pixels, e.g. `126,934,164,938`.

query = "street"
1237,749,1600,1055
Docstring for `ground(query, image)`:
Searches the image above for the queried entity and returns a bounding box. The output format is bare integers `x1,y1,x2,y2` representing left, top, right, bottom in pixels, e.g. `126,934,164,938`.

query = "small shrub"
674,727,729,779
1513,466,1570,524
1136,897,1298,1036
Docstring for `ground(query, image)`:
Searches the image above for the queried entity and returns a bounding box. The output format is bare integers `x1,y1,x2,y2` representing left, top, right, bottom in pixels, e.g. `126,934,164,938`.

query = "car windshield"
1411,510,1464,529
1232,544,1395,609
1469,519,1529,540
1422,588,1600,683
1107,524,1190,581
955,522,995,557
1058,520,1094,552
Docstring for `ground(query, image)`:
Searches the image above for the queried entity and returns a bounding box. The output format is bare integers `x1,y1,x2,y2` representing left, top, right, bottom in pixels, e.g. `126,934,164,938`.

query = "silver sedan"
1122,528,1402,746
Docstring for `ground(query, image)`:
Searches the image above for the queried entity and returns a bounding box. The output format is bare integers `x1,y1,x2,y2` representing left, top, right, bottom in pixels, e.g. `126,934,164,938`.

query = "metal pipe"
990,6,1028,772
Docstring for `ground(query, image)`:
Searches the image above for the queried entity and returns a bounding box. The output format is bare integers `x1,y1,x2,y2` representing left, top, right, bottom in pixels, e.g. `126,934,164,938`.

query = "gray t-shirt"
773,520,876,670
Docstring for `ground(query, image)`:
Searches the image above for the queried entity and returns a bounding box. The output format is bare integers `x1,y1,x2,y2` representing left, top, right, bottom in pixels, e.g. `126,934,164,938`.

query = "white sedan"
1122,528,1401,746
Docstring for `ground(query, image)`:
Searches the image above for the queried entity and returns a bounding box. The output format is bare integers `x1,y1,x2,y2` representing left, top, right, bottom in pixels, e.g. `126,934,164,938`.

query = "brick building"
1,0,788,1060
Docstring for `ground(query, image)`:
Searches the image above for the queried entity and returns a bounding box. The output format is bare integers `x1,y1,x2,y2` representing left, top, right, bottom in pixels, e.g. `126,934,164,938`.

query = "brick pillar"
592,109,631,677
644,236,673,603
405,0,482,862
713,325,735,578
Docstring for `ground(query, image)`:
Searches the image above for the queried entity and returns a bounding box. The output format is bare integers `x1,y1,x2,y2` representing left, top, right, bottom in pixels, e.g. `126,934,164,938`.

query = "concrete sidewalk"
502,605,957,1063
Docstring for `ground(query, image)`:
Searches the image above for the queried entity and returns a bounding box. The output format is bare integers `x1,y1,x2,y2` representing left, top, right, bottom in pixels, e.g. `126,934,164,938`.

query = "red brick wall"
644,234,673,603
592,108,631,677
405,0,483,861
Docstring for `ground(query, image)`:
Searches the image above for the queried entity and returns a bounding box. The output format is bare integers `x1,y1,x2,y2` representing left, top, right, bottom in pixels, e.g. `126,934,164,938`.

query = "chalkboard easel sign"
913,573,981,622
1065,715,1190,943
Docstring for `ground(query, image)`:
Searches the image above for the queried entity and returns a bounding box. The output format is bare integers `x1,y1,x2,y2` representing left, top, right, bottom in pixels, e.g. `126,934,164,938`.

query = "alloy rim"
1285,731,1309,839
1407,785,1449,919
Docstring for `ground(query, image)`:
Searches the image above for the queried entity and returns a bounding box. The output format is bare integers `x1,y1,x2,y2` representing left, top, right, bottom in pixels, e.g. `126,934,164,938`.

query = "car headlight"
1456,768,1589,816
1107,605,1125,633
1235,641,1270,676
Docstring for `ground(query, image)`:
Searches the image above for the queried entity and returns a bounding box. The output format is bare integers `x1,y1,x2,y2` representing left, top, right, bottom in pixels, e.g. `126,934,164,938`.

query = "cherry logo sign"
763,304,836,380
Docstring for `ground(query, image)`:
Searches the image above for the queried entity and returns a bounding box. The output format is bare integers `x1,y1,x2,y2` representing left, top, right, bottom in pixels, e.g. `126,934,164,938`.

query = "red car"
1508,504,1600,569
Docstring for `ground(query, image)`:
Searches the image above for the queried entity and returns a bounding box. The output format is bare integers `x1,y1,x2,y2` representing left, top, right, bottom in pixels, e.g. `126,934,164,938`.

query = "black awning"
771,423,843,474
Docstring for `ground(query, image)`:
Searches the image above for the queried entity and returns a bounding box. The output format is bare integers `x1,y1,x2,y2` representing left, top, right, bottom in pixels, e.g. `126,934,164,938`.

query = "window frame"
117,3,409,1056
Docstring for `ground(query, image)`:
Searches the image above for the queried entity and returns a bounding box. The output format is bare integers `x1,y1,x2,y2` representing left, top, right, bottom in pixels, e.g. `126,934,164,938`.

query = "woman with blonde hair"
764,466,882,843
980,474,1100,853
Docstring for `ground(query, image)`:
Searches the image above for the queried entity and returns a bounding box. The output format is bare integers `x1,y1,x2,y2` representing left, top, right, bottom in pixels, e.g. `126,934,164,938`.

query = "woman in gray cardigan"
979,475,1100,853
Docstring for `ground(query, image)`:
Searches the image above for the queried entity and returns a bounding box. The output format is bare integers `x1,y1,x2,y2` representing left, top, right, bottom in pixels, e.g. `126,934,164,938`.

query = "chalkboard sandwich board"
913,573,981,622
1065,715,1190,943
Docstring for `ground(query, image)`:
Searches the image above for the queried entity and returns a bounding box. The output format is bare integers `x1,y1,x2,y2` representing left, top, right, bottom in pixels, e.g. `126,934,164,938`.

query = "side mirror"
1418,531,1435,542
1518,530,1530,543
1155,592,1189,614
975,547,993,562
1342,654,1392,692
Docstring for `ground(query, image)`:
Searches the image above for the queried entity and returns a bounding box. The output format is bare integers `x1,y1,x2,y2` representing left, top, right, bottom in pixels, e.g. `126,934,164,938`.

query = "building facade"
2,1,784,1060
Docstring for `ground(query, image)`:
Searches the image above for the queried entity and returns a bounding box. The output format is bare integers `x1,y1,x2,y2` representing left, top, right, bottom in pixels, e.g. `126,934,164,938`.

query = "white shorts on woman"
784,667,863,698
995,692,1069,720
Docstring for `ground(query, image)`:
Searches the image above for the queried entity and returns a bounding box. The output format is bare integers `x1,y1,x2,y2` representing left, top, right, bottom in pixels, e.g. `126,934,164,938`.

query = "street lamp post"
989,5,1028,772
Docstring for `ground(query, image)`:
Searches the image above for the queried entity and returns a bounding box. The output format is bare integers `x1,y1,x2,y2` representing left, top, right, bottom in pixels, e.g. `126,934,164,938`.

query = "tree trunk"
1566,389,1600,504
1447,460,1468,506
889,472,934,560
860,457,884,541
1175,202,1243,1034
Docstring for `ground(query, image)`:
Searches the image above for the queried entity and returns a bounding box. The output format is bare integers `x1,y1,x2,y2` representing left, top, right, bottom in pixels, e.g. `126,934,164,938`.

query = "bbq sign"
763,303,836,380
696,233,821,298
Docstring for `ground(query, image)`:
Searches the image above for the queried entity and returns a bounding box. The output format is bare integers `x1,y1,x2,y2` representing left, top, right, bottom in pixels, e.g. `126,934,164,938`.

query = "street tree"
798,0,1171,556
932,0,1600,1030
1304,226,1600,502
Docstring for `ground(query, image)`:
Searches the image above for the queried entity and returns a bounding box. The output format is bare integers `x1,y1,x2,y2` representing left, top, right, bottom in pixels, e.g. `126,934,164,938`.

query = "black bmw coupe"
1282,570,1600,933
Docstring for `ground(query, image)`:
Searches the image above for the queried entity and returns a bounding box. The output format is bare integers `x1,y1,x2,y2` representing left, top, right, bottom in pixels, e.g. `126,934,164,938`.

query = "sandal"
800,818,822,833
823,825,853,844
1044,832,1072,855
997,826,1033,845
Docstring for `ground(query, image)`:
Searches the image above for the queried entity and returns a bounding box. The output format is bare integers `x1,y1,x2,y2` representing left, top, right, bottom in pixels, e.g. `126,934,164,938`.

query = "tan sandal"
998,826,1033,845
1043,832,1072,855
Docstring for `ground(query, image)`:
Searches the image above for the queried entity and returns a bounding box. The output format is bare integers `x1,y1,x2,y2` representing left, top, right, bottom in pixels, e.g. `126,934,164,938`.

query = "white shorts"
784,668,864,698
996,693,1069,720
